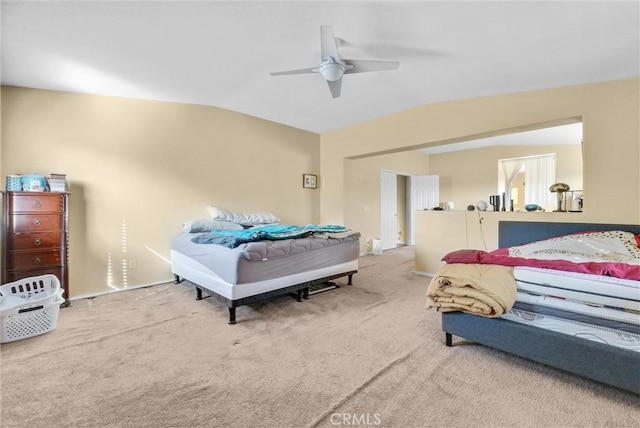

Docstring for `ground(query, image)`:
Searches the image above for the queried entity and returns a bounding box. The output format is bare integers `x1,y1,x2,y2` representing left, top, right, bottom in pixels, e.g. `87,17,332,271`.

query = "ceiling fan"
270,25,400,98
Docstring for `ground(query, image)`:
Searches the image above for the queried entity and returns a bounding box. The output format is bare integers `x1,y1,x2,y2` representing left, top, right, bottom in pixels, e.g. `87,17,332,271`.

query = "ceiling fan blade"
320,25,340,61
327,78,342,98
343,59,400,74
271,27,399,98
270,67,317,76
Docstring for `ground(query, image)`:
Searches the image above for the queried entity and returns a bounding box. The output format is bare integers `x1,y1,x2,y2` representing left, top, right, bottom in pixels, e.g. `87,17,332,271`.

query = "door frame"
380,170,439,250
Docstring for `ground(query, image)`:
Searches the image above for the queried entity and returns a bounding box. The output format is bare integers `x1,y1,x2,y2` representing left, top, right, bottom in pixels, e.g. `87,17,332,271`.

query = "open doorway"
380,170,439,251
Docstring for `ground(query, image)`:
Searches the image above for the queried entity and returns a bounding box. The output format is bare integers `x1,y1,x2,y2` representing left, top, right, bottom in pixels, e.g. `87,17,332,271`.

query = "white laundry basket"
0,274,65,343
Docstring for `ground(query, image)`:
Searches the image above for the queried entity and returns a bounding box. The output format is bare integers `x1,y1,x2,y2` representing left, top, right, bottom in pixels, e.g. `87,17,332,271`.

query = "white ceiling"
1,1,639,135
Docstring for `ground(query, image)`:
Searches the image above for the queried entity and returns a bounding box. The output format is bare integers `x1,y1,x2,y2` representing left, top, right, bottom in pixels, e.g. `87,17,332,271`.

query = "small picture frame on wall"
303,174,317,189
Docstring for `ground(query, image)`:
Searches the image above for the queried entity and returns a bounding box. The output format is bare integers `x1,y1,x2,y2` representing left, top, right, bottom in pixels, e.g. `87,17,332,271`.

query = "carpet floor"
1,246,639,428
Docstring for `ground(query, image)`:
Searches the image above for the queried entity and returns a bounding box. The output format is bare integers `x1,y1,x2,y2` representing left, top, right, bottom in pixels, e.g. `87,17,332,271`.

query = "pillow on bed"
206,206,280,226
182,218,244,233
441,249,485,264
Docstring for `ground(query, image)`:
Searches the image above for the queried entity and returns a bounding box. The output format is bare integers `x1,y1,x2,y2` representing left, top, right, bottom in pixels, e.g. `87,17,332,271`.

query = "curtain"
524,155,556,211
498,158,525,210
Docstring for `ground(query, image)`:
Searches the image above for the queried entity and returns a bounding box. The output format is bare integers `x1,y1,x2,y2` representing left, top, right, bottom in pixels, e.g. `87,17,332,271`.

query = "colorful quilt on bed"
191,224,356,248
441,230,640,280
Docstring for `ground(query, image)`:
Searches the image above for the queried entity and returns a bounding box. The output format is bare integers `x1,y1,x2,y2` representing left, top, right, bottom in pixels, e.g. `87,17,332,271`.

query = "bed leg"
295,289,304,302
445,332,453,347
195,287,203,300
348,273,353,285
303,287,310,300
174,274,183,284
228,307,236,325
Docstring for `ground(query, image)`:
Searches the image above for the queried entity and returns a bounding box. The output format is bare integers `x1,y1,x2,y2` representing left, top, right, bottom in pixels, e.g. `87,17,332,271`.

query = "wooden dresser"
1,191,70,304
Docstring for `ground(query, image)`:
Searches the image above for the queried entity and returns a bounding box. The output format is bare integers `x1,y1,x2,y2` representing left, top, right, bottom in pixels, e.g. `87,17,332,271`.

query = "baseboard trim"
69,279,175,302
414,270,436,277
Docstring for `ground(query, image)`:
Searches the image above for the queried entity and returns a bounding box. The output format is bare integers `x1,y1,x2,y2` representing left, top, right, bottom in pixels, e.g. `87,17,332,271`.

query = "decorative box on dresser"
1,191,70,305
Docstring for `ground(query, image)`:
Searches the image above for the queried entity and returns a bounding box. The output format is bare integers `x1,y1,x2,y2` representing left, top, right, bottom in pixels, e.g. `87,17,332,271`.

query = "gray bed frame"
442,221,640,394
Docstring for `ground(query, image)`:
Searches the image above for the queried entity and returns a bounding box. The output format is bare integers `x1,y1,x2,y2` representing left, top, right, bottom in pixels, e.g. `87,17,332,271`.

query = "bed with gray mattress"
171,231,360,324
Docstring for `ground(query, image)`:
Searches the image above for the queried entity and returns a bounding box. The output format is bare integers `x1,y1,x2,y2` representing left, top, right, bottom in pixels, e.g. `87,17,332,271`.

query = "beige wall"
321,79,640,227
414,210,614,275
3,78,639,297
1,87,320,298
429,144,583,210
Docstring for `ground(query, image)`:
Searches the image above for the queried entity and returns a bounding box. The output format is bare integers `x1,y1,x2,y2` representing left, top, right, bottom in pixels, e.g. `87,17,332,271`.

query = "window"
499,154,556,211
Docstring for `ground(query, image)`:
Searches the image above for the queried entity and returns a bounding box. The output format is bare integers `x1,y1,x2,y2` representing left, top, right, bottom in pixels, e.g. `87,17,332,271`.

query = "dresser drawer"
7,231,61,250
7,250,63,270
9,214,62,232
8,193,63,213
6,267,64,284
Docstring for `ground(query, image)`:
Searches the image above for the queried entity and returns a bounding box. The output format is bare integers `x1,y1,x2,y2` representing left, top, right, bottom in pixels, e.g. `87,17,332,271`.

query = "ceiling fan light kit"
315,59,348,82
270,25,399,98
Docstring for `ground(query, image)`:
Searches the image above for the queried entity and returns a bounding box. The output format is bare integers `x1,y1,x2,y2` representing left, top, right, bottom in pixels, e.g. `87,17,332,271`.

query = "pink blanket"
442,230,640,280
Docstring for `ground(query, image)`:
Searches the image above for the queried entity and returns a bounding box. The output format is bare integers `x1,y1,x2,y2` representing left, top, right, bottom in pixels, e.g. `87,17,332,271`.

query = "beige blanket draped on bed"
426,263,517,317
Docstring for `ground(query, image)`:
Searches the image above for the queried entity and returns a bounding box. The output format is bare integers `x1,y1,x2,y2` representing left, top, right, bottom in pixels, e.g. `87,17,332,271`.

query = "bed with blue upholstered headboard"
441,221,640,394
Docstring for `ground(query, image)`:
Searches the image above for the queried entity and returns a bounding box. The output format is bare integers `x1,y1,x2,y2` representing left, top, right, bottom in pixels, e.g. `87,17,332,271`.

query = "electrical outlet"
128,259,137,269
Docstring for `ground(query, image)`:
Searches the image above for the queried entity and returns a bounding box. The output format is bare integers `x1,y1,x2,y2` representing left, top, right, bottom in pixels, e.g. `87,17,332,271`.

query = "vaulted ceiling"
2,1,638,134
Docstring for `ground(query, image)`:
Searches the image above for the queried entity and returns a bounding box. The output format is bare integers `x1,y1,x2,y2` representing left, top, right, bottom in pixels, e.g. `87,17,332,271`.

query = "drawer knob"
34,238,42,246
34,199,42,208
34,257,41,264
33,219,41,226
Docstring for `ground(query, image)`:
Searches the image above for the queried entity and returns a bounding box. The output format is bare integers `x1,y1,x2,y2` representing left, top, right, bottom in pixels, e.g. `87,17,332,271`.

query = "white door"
407,175,439,245
380,170,398,251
